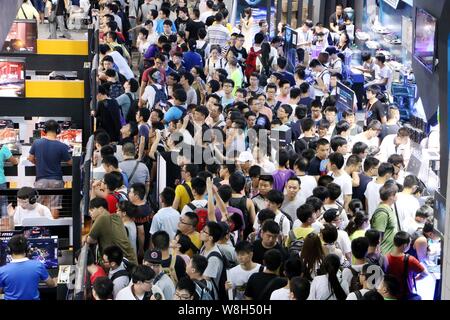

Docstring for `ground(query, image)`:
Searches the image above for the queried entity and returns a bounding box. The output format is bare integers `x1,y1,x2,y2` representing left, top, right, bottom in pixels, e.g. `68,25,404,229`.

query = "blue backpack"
150,84,168,108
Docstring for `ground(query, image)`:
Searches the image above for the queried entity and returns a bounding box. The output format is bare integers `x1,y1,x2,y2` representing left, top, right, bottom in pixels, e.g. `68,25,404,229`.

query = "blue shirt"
0,145,13,184
29,138,71,181
164,105,185,123
155,19,177,34
0,259,49,300
183,51,203,72
281,71,296,87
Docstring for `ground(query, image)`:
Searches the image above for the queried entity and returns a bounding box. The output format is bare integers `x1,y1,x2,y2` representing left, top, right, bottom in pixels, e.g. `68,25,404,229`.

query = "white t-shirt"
116,284,145,300
13,203,53,226
123,221,137,255
331,171,353,205
181,200,208,215
404,219,425,236
107,51,134,80
142,83,164,108
377,134,411,164
281,193,304,222
307,272,349,300
298,175,317,201
228,263,261,300
364,180,383,218
352,132,380,149
150,207,181,240
337,230,352,255
379,65,393,92
270,287,290,300
395,193,420,231
342,264,365,289
253,211,291,237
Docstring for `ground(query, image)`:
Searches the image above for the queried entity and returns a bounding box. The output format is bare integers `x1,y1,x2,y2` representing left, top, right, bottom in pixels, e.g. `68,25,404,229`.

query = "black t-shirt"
252,240,287,266
96,98,122,142
230,46,248,65
161,255,187,281
366,100,386,124
255,114,271,131
176,17,194,34
295,136,318,154
329,12,349,27
244,272,287,300
308,156,323,176
188,20,206,41
352,172,372,206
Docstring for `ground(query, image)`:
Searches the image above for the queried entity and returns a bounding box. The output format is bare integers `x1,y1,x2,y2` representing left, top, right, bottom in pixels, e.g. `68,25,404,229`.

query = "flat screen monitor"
1,20,38,54
0,57,26,98
0,230,24,266
336,81,355,113
27,236,59,269
414,8,437,72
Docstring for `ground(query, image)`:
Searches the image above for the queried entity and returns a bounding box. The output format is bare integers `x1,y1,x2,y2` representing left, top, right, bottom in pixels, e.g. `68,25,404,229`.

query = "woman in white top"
240,7,254,51
307,254,349,300
300,233,325,281
204,45,226,81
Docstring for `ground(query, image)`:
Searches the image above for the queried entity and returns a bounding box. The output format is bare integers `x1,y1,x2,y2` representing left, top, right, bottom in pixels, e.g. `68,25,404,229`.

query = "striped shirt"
206,23,231,50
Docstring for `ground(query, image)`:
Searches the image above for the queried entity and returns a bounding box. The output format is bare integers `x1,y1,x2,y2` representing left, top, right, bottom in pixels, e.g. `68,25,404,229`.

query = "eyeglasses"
201,229,210,236
174,291,192,300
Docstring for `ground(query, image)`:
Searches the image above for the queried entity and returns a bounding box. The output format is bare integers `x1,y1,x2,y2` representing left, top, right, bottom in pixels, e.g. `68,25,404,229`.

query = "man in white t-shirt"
322,208,352,261
327,153,352,210
99,44,134,80
352,120,382,151
377,128,411,164
225,241,261,300
7,187,53,228
150,188,180,240
181,177,208,215
395,175,422,231
364,162,395,218
294,157,317,201
253,190,291,242
116,265,155,300
281,177,305,222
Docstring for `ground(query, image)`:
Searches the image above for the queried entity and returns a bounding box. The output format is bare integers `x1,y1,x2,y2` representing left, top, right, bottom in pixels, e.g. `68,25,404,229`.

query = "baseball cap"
144,249,162,264
238,151,254,163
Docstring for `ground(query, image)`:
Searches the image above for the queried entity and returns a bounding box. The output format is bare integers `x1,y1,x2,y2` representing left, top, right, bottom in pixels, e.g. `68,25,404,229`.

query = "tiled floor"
37,21,88,40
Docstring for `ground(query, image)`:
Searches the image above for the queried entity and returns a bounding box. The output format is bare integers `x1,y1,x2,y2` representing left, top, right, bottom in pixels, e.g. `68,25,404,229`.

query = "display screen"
336,81,355,113
0,231,23,266
414,8,437,72
41,129,82,147
1,20,37,54
27,237,59,269
0,57,25,98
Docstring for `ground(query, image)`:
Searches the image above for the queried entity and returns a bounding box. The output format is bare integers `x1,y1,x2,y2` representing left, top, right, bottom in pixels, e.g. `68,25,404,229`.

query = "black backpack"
110,259,136,283
206,248,237,301
348,266,363,293
194,279,215,300
196,42,208,65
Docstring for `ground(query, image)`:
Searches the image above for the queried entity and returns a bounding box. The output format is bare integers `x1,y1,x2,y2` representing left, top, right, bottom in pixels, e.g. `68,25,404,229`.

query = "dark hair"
261,219,280,235
266,189,284,206
130,183,146,200
160,187,175,206
321,223,338,244
290,277,311,300
254,32,264,44
257,209,276,224
294,156,309,172
249,165,261,178
393,231,411,247
152,231,171,250
102,155,119,169
102,245,124,267
352,142,368,155
335,120,350,135
328,152,344,169
259,174,274,185
330,136,347,152
378,162,395,177
191,254,208,275
89,197,108,210
321,254,347,300
93,277,114,300
191,177,207,196
205,221,222,243
382,274,400,297
296,203,314,223
362,289,384,301
351,237,370,259
263,249,283,272
131,265,155,284
300,233,324,280
284,257,304,279
229,172,246,193
363,156,380,172
379,181,398,201
365,229,381,247
305,196,323,212
235,241,253,254
345,210,369,236
312,186,329,201
176,277,196,297
327,183,341,201
8,235,28,255
173,88,187,103
317,175,334,187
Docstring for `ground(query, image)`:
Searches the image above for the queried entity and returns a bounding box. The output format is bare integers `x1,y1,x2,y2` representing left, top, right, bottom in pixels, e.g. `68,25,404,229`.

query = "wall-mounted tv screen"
1,20,38,54
414,8,437,72
0,57,25,98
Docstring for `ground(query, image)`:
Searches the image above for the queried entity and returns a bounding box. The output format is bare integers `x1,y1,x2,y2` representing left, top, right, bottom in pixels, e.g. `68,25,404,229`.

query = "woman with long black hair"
307,254,349,300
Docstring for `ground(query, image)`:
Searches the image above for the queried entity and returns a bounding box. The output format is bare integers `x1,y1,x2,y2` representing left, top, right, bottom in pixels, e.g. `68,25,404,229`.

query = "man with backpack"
163,89,188,124
342,237,370,293
143,249,176,300
94,84,123,143
385,231,427,300
181,177,208,220
183,39,204,72
103,245,132,299
115,78,140,124
252,220,287,265
173,164,198,212
186,254,216,300
140,68,168,108
200,221,228,300
245,249,287,300
135,108,151,162
92,172,128,214
257,190,292,243
128,183,152,259
285,204,316,253
230,33,248,69
346,263,384,300
151,231,187,281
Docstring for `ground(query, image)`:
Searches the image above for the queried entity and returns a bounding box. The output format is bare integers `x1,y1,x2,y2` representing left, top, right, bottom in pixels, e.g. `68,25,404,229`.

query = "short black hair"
205,221,223,243
263,249,283,272
131,265,155,284
284,257,304,280
176,277,196,297
312,186,329,201
352,141,368,155
330,136,347,152
191,177,207,196
365,229,381,247
378,162,395,178
327,183,341,201
191,254,208,275
89,197,109,210
305,196,323,212
382,274,400,297
8,235,28,255
130,183,146,200
93,277,114,300
249,165,261,178
160,187,175,206
173,89,187,103
137,107,151,122
152,231,171,250
257,209,276,224
103,245,124,265
102,155,119,168
317,175,334,187
261,219,280,235
296,203,314,223
393,231,411,247
363,156,380,172
328,152,345,169
229,172,246,193
290,276,311,300
321,223,338,244
235,241,253,254
266,189,284,206
351,237,370,259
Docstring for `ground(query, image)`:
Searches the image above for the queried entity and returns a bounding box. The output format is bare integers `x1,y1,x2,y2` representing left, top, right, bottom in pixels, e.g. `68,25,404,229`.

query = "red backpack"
186,202,209,232
244,47,262,78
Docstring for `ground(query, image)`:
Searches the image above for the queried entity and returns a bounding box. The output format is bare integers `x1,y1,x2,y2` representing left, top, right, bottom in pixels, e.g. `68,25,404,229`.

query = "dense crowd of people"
0,0,441,301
